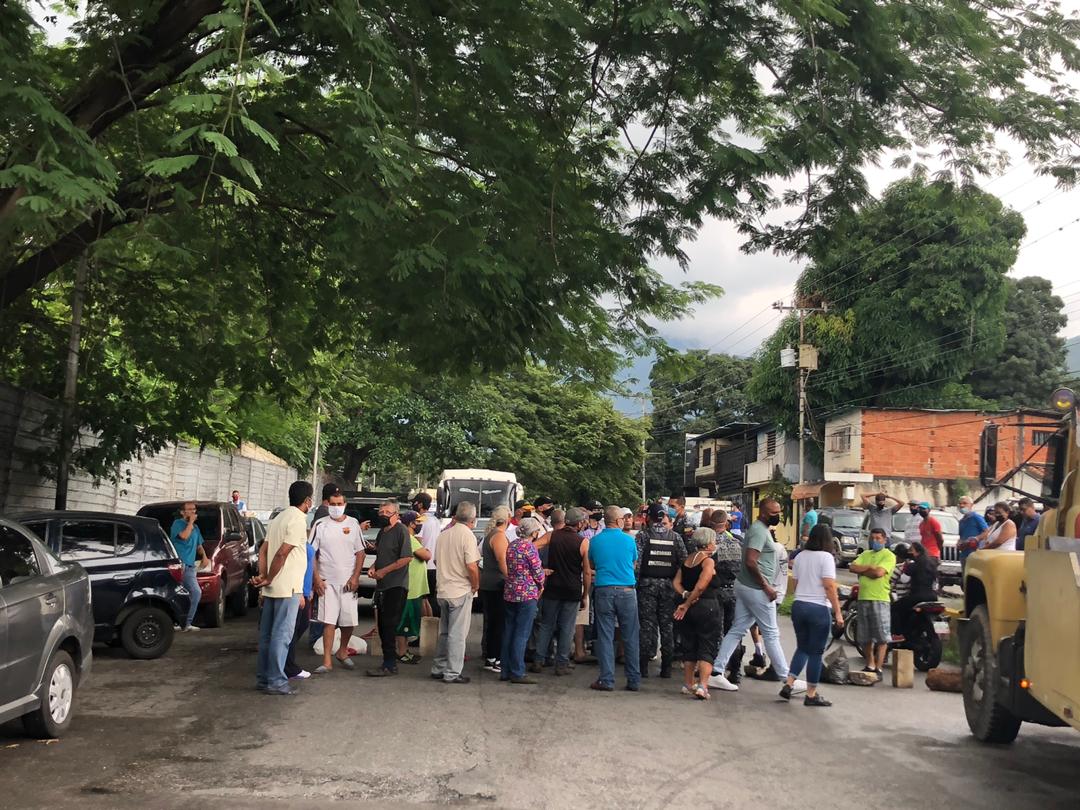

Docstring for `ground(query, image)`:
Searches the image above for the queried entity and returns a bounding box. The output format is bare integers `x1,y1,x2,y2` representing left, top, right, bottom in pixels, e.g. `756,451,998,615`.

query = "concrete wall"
0,382,297,515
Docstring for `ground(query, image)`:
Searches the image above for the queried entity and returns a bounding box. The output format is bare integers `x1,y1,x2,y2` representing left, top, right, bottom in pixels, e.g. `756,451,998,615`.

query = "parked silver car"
860,509,961,584
0,517,94,737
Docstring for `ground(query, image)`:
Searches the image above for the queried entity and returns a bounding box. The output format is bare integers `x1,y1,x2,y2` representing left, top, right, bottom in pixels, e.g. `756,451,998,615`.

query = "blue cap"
920,501,931,510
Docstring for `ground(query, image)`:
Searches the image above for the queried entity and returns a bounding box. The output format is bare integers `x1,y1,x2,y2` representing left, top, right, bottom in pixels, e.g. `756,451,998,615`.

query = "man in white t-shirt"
432,502,481,684
903,500,923,544
412,492,442,616
311,492,366,674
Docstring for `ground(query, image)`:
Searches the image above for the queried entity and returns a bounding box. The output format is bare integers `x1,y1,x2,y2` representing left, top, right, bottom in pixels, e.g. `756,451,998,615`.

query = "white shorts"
317,583,359,627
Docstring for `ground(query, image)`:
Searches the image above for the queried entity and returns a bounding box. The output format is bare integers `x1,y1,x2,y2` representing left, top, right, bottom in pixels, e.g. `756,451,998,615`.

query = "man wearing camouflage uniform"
635,503,686,678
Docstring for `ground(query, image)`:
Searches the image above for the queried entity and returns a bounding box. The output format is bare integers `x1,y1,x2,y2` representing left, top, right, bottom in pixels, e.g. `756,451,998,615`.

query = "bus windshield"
446,480,514,518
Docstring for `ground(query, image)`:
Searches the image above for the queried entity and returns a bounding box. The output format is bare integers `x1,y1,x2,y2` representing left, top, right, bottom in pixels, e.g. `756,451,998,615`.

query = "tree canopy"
5,1,1080,479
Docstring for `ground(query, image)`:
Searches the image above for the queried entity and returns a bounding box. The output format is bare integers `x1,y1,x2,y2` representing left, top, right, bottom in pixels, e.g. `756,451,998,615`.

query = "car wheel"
120,606,174,660
962,605,1021,743
22,649,77,738
203,580,226,628
227,580,248,617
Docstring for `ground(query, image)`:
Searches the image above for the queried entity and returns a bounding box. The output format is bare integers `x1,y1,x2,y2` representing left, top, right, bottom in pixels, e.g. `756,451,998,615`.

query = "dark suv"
137,501,250,627
16,512,190,660
0,517,94,738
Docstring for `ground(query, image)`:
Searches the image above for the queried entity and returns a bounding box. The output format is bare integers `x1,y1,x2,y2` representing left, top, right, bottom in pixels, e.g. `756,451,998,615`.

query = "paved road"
2,608,1077,809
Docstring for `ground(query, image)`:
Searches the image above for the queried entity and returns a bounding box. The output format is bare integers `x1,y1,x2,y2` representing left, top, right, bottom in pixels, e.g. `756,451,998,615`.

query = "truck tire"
203,580,226,628
120,605,174,659
22,649,77,738
962,605,1022,743
227,580,249,617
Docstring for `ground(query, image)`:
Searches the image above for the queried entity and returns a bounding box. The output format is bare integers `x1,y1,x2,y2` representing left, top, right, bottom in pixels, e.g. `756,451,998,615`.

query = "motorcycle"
833,584,944,671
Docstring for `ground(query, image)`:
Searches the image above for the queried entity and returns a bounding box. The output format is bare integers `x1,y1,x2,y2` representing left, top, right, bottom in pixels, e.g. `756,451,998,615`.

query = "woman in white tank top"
982,501,1017,551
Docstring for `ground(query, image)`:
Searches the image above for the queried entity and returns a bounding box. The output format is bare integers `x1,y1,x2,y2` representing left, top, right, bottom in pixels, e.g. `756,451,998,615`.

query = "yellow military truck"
960,388,1080,743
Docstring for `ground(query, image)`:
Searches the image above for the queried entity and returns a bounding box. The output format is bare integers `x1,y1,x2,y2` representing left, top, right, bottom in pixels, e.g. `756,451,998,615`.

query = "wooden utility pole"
55,254,89,510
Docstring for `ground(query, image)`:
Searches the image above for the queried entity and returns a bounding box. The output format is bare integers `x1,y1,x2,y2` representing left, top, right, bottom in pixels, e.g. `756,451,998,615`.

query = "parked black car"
16,511,190,660
241,514,265,607
0,517,94,738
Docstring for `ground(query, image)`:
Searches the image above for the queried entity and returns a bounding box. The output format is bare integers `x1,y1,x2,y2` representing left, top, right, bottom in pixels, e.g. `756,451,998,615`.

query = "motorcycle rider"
890,541,938,639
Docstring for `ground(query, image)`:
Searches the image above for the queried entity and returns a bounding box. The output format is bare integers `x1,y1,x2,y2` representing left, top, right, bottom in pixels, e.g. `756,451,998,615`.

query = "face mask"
372,514,390,529
919,509,929,518
870,539,884,551
328,505,346,520
909,507,919,515
959,507,970,515
667,507,677,519
875,502,886,510
766,514,781,526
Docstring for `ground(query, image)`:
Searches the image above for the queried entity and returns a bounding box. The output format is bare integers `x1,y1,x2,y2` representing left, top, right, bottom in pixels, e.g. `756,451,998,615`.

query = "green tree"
749,177,1025,437
647,350,756,495
5,1,1080,475
969,276,1070,410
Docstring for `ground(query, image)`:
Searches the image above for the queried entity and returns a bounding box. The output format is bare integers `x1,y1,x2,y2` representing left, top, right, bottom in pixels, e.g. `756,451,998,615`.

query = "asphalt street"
2,607,1077,810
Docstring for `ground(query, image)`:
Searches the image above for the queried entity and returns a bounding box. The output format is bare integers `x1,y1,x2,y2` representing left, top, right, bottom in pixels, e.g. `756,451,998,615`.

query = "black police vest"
638,528,680,580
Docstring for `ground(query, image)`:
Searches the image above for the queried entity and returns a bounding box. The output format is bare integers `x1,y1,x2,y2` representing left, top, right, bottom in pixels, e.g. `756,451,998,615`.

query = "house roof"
689,421,762,443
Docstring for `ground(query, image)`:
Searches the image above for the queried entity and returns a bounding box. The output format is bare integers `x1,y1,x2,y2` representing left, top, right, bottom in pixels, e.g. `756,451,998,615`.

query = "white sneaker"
182,625,201,632
790,679,807,694
290,670,311,680
707,672,739,691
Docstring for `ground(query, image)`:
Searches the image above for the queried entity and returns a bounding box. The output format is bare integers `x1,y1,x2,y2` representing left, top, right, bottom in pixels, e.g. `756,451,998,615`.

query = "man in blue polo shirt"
588,505,640,692
170,501,207,632
957,495,988,572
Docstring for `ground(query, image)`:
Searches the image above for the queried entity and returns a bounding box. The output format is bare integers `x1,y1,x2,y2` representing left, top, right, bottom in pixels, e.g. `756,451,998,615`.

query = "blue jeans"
501,599,539,680
534,597,578,666
181,565,202,628
593,586,640,687
256,595,300,691
788,600,832,685
713,580,789,678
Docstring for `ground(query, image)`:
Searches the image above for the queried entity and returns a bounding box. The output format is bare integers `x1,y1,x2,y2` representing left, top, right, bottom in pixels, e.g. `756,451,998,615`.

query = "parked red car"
136,501,250,627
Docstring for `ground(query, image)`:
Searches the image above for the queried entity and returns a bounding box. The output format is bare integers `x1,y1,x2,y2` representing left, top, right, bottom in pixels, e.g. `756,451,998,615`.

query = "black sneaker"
749,652,767,669
778,684,793,701
758,667,783,682
804,693,833,707
446,675,471,685
365,667,397,677
589,680,614,692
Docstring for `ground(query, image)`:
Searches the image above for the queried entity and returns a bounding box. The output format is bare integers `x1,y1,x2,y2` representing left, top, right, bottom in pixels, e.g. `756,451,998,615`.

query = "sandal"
397,652,421,665
693,684,711,701
335,656,355,670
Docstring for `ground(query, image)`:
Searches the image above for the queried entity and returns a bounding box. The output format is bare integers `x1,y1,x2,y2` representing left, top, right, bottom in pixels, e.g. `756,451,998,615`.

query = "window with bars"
828,425,852,454
1032,430,1053,447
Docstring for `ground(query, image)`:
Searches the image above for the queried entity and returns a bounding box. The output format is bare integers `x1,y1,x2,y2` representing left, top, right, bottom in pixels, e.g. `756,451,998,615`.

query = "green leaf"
201,11,244,31
145,155,200,178
168,93,223,114
237,116,279,152
167,125,205,149
16,195,53,213
199,131,239,157
228,156,262,188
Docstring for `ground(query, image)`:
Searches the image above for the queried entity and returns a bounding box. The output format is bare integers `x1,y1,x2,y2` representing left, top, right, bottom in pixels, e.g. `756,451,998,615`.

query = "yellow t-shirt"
263,506,307,598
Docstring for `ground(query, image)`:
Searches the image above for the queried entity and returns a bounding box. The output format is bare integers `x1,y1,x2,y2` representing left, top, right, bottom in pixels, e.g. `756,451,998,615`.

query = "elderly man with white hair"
431,501,481,684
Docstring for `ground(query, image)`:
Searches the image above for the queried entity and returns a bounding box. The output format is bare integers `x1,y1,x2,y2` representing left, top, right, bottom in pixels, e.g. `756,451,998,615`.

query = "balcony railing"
744,457,776,486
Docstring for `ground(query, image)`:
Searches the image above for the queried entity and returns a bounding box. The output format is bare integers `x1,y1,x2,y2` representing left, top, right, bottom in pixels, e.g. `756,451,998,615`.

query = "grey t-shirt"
373,522,412,591
866,505,895,535
736,520,777,590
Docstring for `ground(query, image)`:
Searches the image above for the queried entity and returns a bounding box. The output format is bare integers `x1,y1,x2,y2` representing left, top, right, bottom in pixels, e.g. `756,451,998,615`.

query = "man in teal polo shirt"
170,501,207,631
588,505,640,692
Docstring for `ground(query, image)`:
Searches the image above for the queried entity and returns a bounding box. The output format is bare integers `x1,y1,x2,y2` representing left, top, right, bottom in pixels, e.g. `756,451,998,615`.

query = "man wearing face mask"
916,501,943,559
903,500,923,545
365,500,415,677
709,498,797,693
860,491,903,542
957,495,988,572
533,496,556,539
849,527,896,675
1015,498,1040,551
310,491,366,674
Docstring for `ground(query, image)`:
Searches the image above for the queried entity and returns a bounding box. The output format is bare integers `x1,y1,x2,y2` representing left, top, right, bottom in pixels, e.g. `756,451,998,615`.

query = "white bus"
436,469,522,526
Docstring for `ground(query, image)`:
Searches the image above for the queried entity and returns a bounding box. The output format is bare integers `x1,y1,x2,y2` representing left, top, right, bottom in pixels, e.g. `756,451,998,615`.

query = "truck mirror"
979,424,998,487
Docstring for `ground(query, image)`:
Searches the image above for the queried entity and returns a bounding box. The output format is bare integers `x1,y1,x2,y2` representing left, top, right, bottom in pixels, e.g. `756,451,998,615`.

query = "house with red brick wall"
810,407,1058,509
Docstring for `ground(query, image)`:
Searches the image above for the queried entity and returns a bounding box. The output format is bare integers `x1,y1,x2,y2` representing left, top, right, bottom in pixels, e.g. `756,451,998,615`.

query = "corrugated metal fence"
0,382,297,514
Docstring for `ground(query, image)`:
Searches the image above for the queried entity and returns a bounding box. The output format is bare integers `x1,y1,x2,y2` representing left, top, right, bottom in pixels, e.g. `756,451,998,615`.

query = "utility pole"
774,297,827,532
55,254,89,510
640,395,647,503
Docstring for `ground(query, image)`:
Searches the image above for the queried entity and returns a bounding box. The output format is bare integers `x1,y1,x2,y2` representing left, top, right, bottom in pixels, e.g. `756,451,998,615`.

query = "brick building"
807,407,1058,508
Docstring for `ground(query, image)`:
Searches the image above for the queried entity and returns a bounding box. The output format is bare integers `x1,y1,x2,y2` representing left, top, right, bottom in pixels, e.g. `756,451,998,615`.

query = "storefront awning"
791,482,824,500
